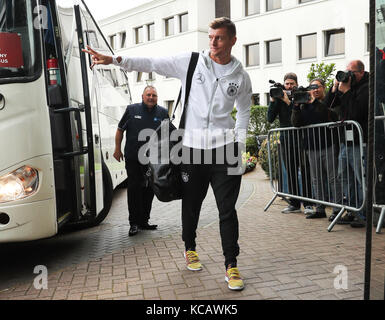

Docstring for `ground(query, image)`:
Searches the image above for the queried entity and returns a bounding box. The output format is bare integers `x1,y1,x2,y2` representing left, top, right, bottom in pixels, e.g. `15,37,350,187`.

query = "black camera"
269,80,318,104
269,80,294,99
292,84,319,104
269,80,285,99
336,70,355,83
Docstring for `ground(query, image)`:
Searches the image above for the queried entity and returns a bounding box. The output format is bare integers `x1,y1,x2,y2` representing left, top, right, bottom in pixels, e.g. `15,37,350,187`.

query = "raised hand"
338,77,352,94
82,45,113,69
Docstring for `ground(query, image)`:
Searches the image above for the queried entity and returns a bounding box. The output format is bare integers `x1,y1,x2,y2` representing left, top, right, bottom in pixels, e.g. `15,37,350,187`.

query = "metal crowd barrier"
264,121,366,232
374,105,385,234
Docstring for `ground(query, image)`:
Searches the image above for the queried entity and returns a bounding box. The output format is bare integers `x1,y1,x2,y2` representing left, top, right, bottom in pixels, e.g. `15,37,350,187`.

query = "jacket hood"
201,49,243,76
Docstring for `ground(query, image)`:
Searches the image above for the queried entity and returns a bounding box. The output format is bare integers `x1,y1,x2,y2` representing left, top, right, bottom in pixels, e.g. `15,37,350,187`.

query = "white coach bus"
0,0,131,242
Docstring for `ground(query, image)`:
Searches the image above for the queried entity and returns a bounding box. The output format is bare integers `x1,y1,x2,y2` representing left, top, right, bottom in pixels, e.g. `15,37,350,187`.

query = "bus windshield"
0,0,40,82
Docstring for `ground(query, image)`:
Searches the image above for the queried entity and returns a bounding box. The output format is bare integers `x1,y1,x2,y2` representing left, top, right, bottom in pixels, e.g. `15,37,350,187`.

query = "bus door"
53,0,130,227
77,0,131,191
57,1,104,220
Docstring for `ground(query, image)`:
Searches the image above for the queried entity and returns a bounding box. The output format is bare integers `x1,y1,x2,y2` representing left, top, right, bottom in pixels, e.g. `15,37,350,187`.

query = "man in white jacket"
83,17,252,291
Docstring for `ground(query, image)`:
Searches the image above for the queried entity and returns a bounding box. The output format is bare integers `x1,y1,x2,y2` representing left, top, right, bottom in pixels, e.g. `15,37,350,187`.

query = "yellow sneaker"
184,251,202,271
225,266,244,291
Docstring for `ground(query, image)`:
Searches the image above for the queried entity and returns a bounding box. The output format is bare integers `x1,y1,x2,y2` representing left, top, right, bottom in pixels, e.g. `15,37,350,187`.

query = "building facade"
99,0,369,110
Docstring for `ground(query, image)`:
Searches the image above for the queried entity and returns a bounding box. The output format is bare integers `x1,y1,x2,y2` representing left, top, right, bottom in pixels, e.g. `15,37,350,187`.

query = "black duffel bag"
147,52,199,202
146,120,182,202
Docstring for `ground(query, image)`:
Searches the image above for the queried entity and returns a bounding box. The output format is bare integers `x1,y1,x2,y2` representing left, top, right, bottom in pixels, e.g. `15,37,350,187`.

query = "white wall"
100,0,215,108
232,0,369,105
99,0,370,107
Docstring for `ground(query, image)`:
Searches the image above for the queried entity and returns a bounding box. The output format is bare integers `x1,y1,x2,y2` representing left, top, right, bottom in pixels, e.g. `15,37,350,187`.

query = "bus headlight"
0,166,39,203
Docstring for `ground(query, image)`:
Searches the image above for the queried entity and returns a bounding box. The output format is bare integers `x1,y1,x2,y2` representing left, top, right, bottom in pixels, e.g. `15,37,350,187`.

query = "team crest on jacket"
195,72,205,84
181,171,189,183
227,83,239,96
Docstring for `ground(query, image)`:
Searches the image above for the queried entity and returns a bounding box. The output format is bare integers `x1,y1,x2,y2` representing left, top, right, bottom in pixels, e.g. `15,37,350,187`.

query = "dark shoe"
139,222,158,230
281,205,301,214
350,217,366,228
306,211,327,219
129,225,139,236
336,212,355,225
328,213,338,222
304,206,314,215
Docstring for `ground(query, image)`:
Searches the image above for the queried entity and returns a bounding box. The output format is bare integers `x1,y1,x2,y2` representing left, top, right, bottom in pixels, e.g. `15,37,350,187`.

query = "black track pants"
180,147,242,267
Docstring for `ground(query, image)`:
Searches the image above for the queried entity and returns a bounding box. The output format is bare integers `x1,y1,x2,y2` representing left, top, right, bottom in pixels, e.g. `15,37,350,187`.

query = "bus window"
0,0,41,82
86,30,100,49
102,69,115,87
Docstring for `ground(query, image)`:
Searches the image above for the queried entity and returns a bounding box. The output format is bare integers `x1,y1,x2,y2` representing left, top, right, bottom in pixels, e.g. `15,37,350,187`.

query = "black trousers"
125,160,154,226
181,145,242,267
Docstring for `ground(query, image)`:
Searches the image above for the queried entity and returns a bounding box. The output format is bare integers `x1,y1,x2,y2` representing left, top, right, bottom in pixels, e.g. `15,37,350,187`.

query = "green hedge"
258,134,280,178
233,105,279,157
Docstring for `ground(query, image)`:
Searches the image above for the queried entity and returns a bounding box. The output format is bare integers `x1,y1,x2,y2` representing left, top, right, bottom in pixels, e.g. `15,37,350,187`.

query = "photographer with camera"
325,60,369,228
267,73,313,215
291,79,342,219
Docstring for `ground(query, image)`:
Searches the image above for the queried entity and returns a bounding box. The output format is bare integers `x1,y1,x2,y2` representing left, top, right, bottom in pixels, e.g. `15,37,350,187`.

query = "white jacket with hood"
113,49,252,150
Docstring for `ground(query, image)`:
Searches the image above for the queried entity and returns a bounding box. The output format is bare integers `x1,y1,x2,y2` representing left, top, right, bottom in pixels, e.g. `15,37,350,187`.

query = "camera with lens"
269,80,293,100
269,80,285,99
269,80,318,104
336,70,355,83
292,84,319,104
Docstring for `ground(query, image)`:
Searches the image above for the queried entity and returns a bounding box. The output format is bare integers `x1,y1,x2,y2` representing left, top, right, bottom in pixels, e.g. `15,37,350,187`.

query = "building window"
165,17,175,37
87,31,100,49
246,43,260,67
251,93,260,105
148,23,155,41
265,93,271,105
135,26,144,44
325,29,345,56
266,0,281,11
215,0,230,18
266,39,282,64
136,72,143,83
179,13,188,33
109,34,116,49
120,32,126,48
299,33,317,60
245,0,260,16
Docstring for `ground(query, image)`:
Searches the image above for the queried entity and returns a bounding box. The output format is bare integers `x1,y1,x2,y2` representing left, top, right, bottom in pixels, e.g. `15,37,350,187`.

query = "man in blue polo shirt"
114,86,169,236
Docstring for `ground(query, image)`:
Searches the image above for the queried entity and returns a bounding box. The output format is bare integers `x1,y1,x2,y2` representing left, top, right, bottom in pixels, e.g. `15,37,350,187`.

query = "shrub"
233,105,279,157
307,62,336,91
242,152,258,174
246,136,259,156
258,134,280,178
248,105,279,136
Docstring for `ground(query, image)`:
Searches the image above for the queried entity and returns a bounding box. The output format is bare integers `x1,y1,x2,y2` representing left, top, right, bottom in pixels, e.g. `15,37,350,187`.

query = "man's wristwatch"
112,56,122,64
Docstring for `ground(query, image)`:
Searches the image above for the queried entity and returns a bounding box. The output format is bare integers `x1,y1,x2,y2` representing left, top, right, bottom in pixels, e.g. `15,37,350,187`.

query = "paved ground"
0,165,383,300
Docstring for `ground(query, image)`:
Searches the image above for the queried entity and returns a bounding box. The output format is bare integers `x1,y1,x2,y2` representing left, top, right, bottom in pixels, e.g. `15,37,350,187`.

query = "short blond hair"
209,17,236,38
